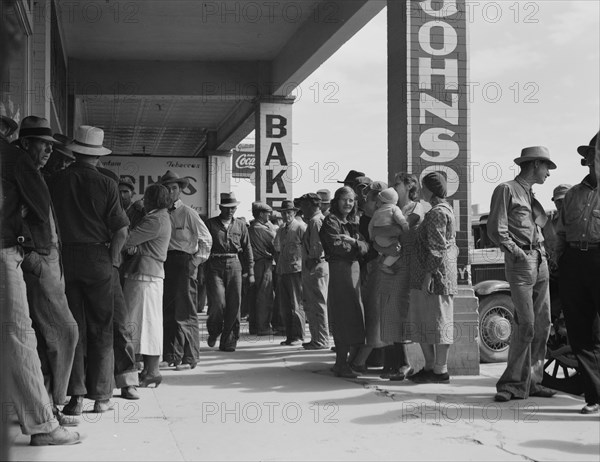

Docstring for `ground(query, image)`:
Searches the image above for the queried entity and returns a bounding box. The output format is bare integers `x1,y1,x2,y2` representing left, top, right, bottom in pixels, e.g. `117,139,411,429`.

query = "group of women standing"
319,171,458,382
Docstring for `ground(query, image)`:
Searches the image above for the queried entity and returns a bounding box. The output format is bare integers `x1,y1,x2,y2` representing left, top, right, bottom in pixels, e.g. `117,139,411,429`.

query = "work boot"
30,426,84,446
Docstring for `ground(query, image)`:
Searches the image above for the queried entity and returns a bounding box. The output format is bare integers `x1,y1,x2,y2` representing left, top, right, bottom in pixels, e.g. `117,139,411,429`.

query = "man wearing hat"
556,132,600,414
16,117,81,425
48,125,130,414
487,146,557,403
205,192,254,352
338,170,366,187
118,177,145,229
41,133,75,177
159,170,212,369
316,189,331,216
274,199,307,345
0,117,83,444
247,201,277,335
298,193,330,350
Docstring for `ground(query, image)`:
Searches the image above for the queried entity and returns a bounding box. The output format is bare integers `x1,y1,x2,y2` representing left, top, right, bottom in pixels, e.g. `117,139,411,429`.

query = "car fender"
474,280,511,297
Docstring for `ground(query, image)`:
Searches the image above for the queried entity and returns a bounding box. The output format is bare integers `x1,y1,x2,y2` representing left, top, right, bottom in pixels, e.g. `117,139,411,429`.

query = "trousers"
247,258,274,334
1,246,58,435
22,247,78,405
163,251,200,365
206,257,242,349
302,262,329,346
63,244,115,401
113,267,138,387
497,249,551,398
278,272,305,341
559,247,600,404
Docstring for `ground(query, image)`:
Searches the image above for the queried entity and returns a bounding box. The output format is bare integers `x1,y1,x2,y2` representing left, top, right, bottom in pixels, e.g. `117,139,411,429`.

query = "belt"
0,236,24,248
167,250,191,256
210,253,238,258
516,242,542,251
568,241,600,251
62,242,108,247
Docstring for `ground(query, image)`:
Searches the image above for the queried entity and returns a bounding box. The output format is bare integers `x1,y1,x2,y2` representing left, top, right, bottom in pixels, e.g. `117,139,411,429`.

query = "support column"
388,0,479,374
254,97,295,209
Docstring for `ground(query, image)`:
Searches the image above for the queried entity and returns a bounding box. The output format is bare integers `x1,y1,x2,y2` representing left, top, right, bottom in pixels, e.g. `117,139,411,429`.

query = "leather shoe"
53,407,79,427
30,426,83,446
530,386,556,398
93,399,115,413
494,391,513,402
207,335,217,347
303,343,329,350
121,386,140,400
334,366,358,379
219,346,235,352
581,403,600,414
390,366,413,381
62,396,83,416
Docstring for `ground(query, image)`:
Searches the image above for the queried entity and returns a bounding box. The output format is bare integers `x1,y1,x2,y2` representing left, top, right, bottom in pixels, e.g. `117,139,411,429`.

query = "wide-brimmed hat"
278,200,298,212
513,146,556,169
552,184,571,202
316,189,331,204
118,177,136,192
52,133,75,160
18,117,56,143
252,201,272,213
159,170,189,188
577,134,598,157
67,125,112,156
338,170,366,185
219,192,240,207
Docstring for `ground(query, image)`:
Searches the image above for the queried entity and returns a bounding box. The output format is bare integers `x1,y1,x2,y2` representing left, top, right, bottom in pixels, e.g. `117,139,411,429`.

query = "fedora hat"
118,177,136,192
513,146,556,169
577,133,598,157
338,170,366,185
52,133,75,160
18,116,56,143
219,192,240,207
67,125,112,156
278,200,298,212
159,170,189,188
316,189,331,204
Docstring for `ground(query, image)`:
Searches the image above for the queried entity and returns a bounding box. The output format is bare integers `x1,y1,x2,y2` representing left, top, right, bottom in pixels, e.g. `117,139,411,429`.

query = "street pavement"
7,315,600,461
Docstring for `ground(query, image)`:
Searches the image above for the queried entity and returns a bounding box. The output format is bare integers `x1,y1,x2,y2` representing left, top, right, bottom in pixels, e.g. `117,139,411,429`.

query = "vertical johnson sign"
408,0,470,283
256,101,293,209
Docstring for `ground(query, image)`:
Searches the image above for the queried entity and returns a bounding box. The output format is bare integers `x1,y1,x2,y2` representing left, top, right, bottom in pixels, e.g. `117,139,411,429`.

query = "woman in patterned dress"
407,171,458,384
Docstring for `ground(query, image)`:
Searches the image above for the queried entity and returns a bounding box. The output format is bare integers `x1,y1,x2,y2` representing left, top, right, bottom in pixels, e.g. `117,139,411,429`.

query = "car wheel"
478,293,514,363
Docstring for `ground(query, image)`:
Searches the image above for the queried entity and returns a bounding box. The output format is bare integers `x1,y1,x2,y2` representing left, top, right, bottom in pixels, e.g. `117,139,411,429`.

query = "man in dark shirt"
48,125,129,415
16,117,80,426
0,127,82,445
205,192,254,352
556,132,600,414
247,201,276,336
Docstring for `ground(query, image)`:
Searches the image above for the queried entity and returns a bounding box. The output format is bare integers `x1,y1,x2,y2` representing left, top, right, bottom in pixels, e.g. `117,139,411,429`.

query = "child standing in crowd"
368,187,409,274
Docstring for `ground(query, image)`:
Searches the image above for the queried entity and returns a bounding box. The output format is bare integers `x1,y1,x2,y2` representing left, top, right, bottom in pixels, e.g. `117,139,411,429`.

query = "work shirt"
301,210,326,262
556,175,600,257
48,161,129,244
167,199,212,265
206,216,254,277
248,218,276,261
487,175,546,255
274,218,306,274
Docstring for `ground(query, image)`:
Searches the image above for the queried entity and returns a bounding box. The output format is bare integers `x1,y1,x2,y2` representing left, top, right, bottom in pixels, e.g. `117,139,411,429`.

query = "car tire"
478,293,514,363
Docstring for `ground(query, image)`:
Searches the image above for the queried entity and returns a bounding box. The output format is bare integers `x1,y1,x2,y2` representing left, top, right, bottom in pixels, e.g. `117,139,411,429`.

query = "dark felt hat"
338,170,366,185
578,133,598,157
159,170,189,188
278,200,299,212
219,192,240,207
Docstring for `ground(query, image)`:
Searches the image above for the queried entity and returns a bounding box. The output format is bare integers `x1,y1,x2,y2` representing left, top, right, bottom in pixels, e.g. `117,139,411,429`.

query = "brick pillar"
388,0,479,375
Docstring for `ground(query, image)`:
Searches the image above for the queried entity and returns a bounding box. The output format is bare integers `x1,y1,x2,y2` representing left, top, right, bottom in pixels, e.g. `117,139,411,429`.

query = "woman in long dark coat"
319,186,369,378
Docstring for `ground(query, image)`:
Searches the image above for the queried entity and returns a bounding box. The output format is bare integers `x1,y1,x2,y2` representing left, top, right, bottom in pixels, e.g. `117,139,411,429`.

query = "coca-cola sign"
232,150,255,178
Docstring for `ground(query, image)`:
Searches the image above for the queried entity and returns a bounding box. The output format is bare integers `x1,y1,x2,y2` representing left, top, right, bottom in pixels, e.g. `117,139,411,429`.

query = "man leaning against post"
556,132,600,414
487,146,557,403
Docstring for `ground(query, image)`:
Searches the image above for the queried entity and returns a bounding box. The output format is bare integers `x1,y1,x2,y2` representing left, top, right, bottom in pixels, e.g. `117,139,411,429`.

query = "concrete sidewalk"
7,319,600,461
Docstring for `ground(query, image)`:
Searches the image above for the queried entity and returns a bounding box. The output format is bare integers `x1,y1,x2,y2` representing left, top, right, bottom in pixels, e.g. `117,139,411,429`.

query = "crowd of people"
1,112,599,447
